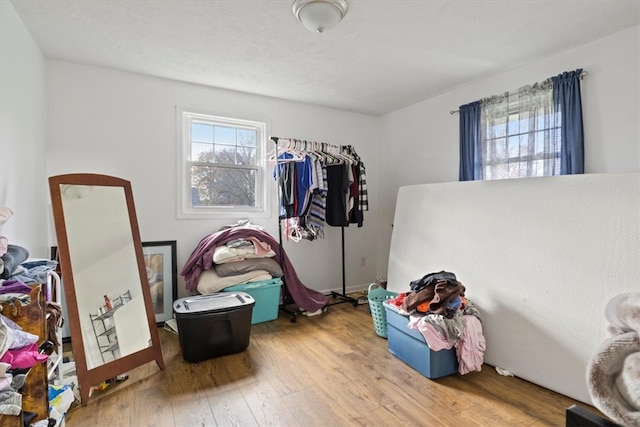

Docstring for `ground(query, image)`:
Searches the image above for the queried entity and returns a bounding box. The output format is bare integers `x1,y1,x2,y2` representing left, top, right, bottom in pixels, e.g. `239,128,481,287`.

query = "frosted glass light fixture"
292,0,349,33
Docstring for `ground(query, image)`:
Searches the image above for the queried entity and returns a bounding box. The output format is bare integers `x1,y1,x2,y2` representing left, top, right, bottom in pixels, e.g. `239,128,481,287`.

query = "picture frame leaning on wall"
141,240,177,324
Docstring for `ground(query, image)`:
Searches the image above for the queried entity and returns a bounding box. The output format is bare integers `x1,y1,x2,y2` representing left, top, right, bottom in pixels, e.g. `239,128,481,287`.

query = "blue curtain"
552,69,584,174
458,101,482,181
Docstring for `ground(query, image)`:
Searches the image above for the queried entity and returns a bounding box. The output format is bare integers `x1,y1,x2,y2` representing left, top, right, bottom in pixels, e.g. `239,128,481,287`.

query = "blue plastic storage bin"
223,278,282,324
383,300,458,379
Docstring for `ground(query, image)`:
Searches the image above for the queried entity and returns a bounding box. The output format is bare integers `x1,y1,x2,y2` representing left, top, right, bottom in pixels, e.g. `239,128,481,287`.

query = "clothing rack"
272,137,302,322
335,225,357,306
271,136,359,319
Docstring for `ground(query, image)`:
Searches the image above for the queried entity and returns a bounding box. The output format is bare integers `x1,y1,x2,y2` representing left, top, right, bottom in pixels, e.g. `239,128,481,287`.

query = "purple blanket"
180,226,327,312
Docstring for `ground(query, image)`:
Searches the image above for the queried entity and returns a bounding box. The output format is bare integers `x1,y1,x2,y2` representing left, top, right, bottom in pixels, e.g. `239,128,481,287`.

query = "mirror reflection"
59,184,151,370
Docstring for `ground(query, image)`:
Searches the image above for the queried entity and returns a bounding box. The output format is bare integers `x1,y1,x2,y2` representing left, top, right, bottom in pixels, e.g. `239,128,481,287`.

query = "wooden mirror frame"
48,173,165,404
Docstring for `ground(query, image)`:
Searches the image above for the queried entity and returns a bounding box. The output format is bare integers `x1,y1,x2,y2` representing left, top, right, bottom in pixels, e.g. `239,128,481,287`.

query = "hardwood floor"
64,301,601,426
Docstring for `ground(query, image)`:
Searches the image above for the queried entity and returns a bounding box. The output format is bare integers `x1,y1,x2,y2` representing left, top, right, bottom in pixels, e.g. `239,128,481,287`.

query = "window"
480,83,561,180
460,69,584,181
178,110,266,218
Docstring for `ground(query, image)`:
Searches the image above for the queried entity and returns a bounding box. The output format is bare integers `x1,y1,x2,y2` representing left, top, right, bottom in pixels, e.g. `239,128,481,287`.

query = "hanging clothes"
349,163,363,227
272,139,368,239
325,163,350,226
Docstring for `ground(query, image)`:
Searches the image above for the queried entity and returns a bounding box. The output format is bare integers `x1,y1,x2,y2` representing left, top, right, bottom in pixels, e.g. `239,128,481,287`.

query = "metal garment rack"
271,137,358,322
329,225,359,307
272,136,302,322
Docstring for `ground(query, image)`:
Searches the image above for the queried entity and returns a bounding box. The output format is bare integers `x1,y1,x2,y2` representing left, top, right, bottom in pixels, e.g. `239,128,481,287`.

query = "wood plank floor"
64,301,603,426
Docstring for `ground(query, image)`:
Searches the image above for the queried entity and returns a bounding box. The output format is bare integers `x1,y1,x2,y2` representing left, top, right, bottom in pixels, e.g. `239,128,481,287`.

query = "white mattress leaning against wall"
386,172,640,405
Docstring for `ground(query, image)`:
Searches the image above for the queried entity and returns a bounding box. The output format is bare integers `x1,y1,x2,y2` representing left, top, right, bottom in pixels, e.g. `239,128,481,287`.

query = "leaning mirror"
48,173,165,404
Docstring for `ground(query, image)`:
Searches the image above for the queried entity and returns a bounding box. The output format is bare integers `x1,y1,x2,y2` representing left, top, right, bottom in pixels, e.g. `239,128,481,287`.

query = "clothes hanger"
266,139,305,163
276,139,306,162
318,143,336,165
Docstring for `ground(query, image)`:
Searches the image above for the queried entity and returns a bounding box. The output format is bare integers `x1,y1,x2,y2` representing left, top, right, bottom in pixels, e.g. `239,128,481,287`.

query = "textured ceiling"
10,0,640,116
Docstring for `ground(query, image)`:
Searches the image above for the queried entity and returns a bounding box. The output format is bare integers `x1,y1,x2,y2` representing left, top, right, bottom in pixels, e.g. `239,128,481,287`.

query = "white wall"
0,2,48,258
376,26,640,280
46,62,381,298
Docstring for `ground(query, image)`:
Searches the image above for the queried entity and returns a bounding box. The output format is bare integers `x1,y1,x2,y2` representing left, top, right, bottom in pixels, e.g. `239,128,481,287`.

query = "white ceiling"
10,0,640,116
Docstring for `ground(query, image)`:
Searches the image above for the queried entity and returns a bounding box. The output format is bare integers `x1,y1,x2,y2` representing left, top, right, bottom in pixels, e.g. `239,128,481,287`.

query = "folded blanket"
215,258,283,278
213,243,276,264
197,268,272,295
587,292,640,426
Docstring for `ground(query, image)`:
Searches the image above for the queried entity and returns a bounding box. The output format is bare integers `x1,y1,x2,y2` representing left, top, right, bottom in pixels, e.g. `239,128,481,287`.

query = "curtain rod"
449,70,587,115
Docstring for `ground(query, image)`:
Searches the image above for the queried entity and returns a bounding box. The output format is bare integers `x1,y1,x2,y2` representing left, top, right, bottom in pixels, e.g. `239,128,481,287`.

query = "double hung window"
459,68,584,181
481,82,560,180
178,110,266,217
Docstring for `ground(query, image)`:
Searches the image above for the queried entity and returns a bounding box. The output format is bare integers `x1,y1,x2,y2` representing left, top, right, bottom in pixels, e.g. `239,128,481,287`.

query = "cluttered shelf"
0,266,74,427
0,285,49,427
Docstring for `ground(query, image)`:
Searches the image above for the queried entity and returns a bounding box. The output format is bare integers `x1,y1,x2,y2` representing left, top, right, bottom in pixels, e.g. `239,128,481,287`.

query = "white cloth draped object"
587,292,640,426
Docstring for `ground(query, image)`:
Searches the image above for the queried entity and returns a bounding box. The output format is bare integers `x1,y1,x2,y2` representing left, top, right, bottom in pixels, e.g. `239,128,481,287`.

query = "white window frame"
481,93,561,180
177,108,268,219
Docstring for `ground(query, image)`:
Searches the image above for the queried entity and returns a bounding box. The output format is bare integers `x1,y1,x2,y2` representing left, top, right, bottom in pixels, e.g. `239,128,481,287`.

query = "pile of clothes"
180,222,327,312
193,231,284,296
0,301,49,416
1,207,62,347
386,271,486,375
0,278,59,426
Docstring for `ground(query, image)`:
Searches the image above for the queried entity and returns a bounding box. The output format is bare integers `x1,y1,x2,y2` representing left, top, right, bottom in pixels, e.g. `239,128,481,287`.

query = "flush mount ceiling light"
292,0,349,33
61,185,94,199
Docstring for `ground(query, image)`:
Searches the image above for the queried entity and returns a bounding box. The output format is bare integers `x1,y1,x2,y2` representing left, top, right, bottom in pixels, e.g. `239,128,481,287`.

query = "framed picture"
141,241,177,324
